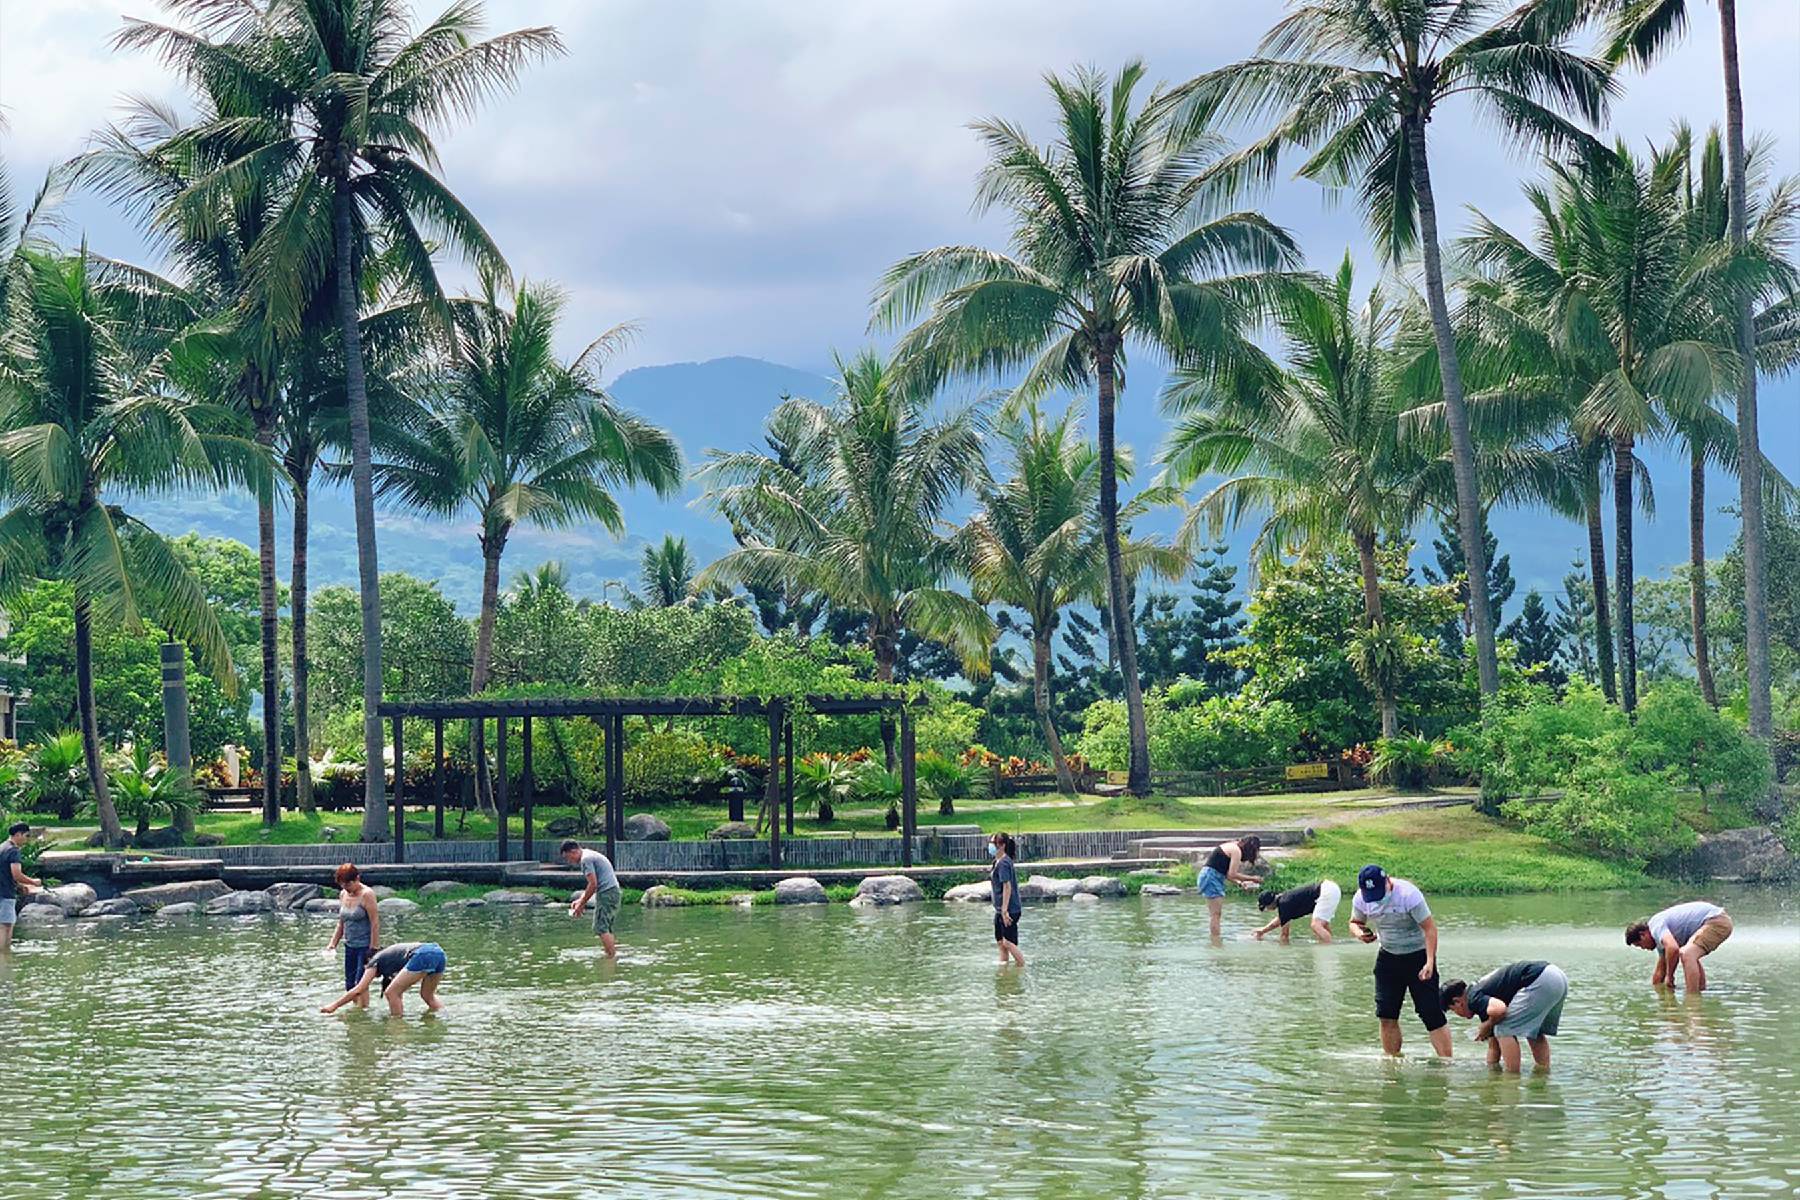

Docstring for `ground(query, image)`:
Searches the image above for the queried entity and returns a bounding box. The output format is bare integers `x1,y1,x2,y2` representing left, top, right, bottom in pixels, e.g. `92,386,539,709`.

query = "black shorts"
1373,948,1446,1030
994,912,1020,944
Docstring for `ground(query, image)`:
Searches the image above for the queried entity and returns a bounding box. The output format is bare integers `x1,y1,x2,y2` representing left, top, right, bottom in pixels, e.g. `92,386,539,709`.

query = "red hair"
334,863,361,887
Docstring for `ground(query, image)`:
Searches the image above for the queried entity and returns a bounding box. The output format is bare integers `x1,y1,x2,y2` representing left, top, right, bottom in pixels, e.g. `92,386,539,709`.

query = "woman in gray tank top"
325,863,381,1000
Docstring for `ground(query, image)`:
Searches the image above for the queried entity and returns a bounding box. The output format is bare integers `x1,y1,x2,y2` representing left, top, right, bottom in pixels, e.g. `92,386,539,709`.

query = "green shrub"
916,749,992,815
1463,681,1630,804
852,762,903,828
794,753,859,822
1632,681,1774,817
1502,760,1693,865
622,730,725,804
1073,688,1302,772
1369,734,1440,791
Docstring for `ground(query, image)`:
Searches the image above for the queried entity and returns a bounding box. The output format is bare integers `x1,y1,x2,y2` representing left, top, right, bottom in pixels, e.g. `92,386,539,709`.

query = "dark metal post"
604,714,619,863
784,717,795,836
767,701,783,869
432,718,445,839
900,705,916,868
496,717,510,863
613,714,627,843
392,715,406,864
522,716,535,862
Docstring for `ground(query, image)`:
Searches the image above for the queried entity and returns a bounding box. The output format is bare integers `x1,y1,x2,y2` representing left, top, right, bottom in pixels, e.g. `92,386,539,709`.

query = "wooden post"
496,716,510,864
392,714,406,864
613,714,627,844
432,718,445,839
604,713,619,863
900,705,916,868
767,701,783,870
784,717,795,836
522,716,535,863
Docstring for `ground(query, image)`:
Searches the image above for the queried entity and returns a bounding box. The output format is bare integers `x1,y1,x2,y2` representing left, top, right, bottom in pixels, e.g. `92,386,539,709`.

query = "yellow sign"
1285,762,1329,781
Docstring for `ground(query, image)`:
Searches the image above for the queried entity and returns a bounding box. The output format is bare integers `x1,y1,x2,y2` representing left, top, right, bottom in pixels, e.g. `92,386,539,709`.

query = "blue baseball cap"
1357,865,1388,904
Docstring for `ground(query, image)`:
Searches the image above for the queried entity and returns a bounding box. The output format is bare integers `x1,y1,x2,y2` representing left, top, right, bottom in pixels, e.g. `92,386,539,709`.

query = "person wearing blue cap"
1347,864,1451,1059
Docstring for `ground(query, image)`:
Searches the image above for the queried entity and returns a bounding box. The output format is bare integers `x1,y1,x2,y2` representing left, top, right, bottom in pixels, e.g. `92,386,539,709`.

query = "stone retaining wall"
162,825,1305,870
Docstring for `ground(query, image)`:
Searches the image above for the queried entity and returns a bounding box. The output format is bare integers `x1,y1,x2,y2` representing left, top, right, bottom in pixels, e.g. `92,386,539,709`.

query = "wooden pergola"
374,694,923,868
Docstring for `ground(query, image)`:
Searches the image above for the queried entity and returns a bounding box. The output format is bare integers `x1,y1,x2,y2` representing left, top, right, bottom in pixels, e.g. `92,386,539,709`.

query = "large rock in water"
135,826,186,850
483,889,544,905
154,902,201,917
1659,826,1798,883
640,885,687,907
266,882,323,911
204,890,275,916
1026,875,1081,899
37,883,97,915
707,821,757,840
419,880,464,898
1015,879,1058,904
1141,884,1185,897
852,875,924,906
441,898,487,911
624,813,672,842
943,880,993,903
78,898,142,919
377,896,420,917
16,903,69,925
303,898,341,915
1077,875,1127,898
124,879,231,910
773,877,828,905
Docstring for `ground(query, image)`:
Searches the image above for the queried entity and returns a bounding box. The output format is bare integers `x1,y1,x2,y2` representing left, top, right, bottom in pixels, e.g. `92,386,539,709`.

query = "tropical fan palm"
700,350,995,762
1459,135,1794,710
0,248,256,846
118,0,564,836
963,402,1184,791
639,535,696,608
872,61,1298,794
1162,258,1446,737
1175,0,1615,699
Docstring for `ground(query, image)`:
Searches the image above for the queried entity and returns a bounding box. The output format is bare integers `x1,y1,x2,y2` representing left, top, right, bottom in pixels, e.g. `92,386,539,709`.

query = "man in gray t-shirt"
562,840,622,959
1627,900,1733,992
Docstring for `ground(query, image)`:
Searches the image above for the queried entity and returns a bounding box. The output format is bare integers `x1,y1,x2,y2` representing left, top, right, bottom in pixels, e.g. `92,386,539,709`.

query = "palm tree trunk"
290,464,314,813
74,599,123,847
255,407,282,826
1354,531,1399,740
1096,345,1151,795
1718,0,1770,737
1408,117,1499,699
1585,473,1617,702
873,621,897,770
1689,442,1718,707
1613,433,1638,712
335,183,388,841
1034,628,1076,794
469,531,506,815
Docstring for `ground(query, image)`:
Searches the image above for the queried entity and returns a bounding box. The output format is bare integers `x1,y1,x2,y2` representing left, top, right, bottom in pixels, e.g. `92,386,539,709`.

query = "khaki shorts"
1689,913,1733,955
591,886,623,936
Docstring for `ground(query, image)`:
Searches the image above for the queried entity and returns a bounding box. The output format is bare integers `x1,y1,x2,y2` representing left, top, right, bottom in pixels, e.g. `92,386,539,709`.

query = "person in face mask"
989,832,1024,968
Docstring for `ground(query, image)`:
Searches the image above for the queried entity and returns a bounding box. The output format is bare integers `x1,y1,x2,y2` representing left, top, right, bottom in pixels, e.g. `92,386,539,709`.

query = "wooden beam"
392,714,406,864
604,713,619,863
522,715,535,863
767,701,783,869
900,706,916,868
784,717,794,837
432,718,445,840
496,716,509,864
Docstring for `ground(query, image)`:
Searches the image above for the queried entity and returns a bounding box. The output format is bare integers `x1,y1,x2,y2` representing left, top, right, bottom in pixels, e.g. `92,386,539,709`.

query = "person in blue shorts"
1196,836,1262,939
2,821,43,954
322,941,447,1016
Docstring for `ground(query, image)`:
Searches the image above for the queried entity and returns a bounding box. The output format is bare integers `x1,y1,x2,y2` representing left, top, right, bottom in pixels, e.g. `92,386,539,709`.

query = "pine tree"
1553,559,1599,684
1504,589,1565,686
1188,543,1245,694
1423,514,1514,657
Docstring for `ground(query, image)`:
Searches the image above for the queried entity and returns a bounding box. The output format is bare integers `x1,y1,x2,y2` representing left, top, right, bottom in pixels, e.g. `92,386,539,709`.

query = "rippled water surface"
3,885,1796,1198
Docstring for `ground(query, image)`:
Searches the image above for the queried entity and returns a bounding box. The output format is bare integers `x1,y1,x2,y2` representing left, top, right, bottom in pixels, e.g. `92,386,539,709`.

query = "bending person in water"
1348,865,1451,1059
563,839,623,959
1627,900,1733,992
1252,878,1342,943
989,832,1024,968
1442,960,1568,1073
324,862,380,1005
322,941,447,1016
1196,836,1262,939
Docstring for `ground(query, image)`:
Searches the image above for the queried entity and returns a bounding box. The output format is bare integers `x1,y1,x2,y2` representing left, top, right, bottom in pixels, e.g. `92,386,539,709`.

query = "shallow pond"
3,884,1796,1198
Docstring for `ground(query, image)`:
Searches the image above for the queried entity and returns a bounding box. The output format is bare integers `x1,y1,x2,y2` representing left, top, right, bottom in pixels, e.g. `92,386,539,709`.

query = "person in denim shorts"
322,941,448,1016
2,821,43,953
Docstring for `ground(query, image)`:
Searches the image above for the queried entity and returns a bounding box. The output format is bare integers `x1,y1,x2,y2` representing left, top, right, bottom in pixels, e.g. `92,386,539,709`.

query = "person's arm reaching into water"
1473,997,1507,1041
1654,930,1681,987
322,965,379,1014
1252,914,1282,940
1223,843,1261,891
570,872,596,919
1419,916,1439,981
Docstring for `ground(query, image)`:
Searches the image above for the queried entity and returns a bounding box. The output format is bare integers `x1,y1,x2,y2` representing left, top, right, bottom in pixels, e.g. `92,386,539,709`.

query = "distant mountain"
129,356,1798,621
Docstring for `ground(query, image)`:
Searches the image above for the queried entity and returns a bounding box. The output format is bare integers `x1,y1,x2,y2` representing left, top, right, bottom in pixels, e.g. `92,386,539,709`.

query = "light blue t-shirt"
580,849,619,893
1648,901,1724,948
1352,878,1432,954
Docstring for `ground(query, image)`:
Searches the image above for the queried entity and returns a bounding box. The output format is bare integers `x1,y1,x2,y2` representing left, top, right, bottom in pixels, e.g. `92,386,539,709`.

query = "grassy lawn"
1262,807,1647,895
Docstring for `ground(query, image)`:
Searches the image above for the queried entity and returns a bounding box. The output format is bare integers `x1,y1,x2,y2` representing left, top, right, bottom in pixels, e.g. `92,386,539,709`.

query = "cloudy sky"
6,0,1799,375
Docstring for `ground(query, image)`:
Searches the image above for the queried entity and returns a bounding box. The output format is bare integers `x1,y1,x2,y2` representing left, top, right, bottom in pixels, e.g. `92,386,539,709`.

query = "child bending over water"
322,941,448,1016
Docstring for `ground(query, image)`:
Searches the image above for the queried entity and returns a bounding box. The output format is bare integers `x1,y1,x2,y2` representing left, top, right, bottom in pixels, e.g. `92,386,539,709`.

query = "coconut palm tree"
1176,0,1614,700
700,351,996,764
0,248,254,846
963,402,1183,792
1162,258,1442,737
1600,0,1771,734
376,277,680,803
118,0,564,838
1459,138,1785,710
872,61,1297,794
639,535,696,607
